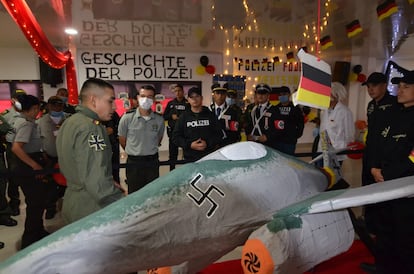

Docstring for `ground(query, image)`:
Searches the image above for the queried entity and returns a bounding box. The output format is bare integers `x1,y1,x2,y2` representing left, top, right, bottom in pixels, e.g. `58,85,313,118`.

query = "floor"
0,143,363,269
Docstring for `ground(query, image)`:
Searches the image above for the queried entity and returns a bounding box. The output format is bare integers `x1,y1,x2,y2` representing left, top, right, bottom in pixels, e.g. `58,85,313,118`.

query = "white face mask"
138,97,153,110
14,101,22,111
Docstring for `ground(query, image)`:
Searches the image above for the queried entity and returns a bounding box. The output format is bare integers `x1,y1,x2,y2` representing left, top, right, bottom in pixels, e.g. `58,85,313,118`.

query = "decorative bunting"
320,35,333,50
286,51,295,63
272,56,280,63
377,0,398,21
346,20,363,38
293,49,331,109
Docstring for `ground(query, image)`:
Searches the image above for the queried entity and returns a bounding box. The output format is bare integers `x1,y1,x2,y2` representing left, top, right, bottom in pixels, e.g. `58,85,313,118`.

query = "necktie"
255,105,261,119
216,107,221,117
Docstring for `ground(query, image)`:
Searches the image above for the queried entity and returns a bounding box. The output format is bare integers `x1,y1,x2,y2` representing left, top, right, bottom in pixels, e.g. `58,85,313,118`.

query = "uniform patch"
88,134,107,151
229,121,239,131
274,120,285,130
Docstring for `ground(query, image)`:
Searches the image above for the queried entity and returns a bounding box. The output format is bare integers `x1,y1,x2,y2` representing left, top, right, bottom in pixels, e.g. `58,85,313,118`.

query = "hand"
32,163,44,180
371,168,384,182
191,138,207,151
172,114,178,120
106,127,114,135
257,134,268,143
114,181,127,195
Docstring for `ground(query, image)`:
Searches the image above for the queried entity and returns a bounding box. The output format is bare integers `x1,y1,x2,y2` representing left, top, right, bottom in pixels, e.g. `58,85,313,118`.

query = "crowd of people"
0,73,413,274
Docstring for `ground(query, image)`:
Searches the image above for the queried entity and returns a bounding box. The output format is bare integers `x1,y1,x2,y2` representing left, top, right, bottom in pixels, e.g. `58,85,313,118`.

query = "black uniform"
163,98,188,169
363,93,399,185
245,102,281,150
172,106,223,161
210,103,242,146
273,102,304,155
102,112,120,183
371,105,414,274
363,93,399,236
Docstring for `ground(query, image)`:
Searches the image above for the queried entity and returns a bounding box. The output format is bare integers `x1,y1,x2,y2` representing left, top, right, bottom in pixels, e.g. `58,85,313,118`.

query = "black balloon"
352,65,362,74
200,55,209,67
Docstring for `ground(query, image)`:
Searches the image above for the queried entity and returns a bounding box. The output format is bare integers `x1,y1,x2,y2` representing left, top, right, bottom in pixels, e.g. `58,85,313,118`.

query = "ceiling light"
65,28,78,35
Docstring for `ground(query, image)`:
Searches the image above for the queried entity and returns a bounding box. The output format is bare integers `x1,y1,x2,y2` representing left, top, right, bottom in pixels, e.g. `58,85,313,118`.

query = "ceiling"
0,0,413,60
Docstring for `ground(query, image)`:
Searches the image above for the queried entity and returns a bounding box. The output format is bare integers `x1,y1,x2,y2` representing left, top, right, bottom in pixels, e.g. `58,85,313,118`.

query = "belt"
128,153,158,161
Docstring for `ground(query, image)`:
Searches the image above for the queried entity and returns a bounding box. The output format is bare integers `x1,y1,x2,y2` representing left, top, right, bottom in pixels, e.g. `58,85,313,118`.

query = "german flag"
409,148,414,163
286,51,295,63
320,35,333,50
377,0,398,21
346,20,362,38
294,49,331,109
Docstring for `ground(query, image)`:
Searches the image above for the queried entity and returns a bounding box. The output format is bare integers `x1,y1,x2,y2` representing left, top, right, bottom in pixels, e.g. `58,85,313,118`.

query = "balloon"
357,73,367,83
196,65,206,75
352,64,362,74
194,27,205,40
205,65,216,74
347,141,365,159
355,120,367,130
349,73,358,82
200,55,209,67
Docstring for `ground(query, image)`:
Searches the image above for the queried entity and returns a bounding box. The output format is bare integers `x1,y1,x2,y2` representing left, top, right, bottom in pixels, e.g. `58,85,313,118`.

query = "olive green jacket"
56,106,123,223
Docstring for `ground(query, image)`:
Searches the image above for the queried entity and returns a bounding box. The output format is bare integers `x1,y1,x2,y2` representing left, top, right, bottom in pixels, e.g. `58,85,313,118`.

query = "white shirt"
318,101,355,161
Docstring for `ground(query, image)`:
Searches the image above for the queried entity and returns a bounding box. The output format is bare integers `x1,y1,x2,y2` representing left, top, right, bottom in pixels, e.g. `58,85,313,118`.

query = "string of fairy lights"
211,0,332,92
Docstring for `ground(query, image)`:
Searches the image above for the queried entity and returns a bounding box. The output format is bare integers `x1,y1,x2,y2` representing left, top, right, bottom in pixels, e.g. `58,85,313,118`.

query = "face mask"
138,97,153,110
14,101,22,111
279,95,289,103
50,111,64,118
50,116,63,124
225,97,235,106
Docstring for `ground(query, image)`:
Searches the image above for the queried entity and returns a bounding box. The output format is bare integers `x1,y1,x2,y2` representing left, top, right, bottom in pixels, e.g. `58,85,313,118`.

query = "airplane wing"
241,175,414,274
283,175,414,215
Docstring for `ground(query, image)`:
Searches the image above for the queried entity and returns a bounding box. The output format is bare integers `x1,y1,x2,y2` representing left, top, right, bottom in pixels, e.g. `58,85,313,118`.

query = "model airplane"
0,141,413,274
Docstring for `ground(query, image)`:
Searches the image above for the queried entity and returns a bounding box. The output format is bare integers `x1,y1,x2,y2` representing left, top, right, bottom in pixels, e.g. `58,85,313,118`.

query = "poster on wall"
72,0,221,51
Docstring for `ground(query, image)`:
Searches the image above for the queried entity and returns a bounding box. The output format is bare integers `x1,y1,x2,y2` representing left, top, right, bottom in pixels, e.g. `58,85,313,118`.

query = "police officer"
2,89,26,216
361,72,399,238
118,85,165,194
209,86,241,146
172,87,223,161
11,94,48,248
163,84,188,170
273,86,305,155
369,71,414,274
56,78,124,224
246,83,280,150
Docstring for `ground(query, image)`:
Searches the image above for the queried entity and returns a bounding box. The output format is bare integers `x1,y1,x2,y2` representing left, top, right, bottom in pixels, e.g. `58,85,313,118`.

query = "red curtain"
1,0,79,105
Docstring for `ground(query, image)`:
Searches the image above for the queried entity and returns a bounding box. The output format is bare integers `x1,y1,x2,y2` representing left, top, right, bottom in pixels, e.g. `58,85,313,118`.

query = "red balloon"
357,73,367,83
53,163,67,186
347,141,364,159
205,65,216,74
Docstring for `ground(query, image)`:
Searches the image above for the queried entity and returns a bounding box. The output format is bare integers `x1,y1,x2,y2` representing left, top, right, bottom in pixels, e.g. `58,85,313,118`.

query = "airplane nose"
241,239,275,274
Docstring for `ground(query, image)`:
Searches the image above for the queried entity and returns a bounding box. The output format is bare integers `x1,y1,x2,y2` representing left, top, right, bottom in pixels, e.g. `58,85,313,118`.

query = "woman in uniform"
11,94,49,249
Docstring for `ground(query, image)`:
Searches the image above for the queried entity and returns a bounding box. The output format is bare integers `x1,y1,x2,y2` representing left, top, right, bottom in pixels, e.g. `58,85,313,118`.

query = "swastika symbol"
186,173,225,218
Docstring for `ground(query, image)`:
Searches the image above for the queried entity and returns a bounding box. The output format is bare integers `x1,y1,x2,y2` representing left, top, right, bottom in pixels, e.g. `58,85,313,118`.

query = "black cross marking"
186,173,225,218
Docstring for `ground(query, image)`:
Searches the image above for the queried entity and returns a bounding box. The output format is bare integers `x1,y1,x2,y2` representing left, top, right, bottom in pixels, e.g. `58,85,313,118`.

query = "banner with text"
77,50,223,85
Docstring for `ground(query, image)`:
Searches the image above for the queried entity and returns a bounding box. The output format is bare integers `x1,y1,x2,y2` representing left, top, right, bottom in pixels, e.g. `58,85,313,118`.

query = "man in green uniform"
56,78,124,224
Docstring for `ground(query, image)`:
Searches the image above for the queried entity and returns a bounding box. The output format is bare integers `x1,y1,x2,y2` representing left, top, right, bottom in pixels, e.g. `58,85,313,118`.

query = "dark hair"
172,83,184,90
140,85,156,94
19,94,40,111
80,78,114,101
